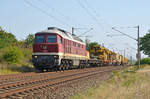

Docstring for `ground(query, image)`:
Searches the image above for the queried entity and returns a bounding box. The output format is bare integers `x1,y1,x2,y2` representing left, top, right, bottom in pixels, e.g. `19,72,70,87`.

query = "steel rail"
0,66,121,98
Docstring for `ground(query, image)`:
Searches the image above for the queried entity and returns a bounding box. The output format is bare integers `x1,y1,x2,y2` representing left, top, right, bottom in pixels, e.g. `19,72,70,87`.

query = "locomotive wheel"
63,67,65,70
67,63,70,70
41,69,45,72
66,66,69,70
66,63,70,70
80,65,82,69
65,66,68,70
61,66,64,70
45,69,49,72
36,68,44,72
58,66,62,71
78,65,81,69
53,67,57,71
64,64,66,70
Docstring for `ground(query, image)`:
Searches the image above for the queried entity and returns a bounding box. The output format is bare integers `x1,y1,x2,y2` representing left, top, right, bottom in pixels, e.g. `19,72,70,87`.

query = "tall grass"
72,65,150,99
0,63,36,75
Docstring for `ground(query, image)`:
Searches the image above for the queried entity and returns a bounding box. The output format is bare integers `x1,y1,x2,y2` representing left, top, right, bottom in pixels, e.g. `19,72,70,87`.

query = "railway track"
0,68,91,85
0,66,124,98
0,67,106,85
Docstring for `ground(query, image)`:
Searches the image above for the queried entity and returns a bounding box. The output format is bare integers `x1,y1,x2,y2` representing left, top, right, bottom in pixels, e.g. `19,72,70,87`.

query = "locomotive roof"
36,27,85,45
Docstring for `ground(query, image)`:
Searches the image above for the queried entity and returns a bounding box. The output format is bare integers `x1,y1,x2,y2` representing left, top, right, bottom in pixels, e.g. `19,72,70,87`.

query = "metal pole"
72,27,74,34
137,26,141,69
124,49,125,65
85,36,88,44
130,56,132,65
111,26,141,68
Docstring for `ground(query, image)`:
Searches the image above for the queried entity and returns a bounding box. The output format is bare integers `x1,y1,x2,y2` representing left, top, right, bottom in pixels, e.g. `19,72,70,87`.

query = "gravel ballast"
16,71,113,99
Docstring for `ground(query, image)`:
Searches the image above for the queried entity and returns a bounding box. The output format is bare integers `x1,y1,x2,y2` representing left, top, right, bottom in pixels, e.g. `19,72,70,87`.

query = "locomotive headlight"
34,56,38,58
53,55,58,58
54,56,57,58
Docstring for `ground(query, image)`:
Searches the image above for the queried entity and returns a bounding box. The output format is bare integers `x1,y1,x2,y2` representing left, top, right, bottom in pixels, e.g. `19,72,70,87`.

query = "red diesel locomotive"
32,27,89,71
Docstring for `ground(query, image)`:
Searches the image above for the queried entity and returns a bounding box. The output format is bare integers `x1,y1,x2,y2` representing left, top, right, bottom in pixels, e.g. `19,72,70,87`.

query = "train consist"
32,27,127,71
89,44,127,66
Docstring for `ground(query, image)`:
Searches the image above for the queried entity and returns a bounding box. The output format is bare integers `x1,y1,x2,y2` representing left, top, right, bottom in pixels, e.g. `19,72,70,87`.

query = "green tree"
0,27,17,49
140,30,150,57
135,58,150,65
25,34,34,48
3,46,23,64
86,42,99,51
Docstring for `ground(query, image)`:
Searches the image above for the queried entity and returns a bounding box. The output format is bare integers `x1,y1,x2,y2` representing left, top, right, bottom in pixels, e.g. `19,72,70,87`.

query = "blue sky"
0,0,150,59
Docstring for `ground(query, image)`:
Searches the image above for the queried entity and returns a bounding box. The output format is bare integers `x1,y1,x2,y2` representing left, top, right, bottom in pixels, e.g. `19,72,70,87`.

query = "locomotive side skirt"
32,52,88,70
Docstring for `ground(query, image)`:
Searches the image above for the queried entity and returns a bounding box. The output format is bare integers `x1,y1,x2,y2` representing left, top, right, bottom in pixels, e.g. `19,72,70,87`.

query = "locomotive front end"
32,32,62,71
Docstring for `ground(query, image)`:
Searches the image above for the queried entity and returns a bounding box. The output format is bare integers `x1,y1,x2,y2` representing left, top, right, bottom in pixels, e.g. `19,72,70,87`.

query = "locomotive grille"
32,55,58,69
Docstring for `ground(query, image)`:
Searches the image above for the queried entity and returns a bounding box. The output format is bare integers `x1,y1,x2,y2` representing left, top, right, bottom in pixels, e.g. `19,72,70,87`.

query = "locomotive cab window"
78,44,80,47
47,35,56,43
35,35,44,43
59,37,62,44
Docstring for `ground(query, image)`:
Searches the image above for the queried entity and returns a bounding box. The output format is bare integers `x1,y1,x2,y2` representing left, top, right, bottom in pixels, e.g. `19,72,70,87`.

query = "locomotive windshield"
47,35,56,43
35,36,44,43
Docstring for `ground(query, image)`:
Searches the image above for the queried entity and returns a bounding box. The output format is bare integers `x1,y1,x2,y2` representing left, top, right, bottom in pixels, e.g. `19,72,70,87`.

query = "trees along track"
0,66,124,98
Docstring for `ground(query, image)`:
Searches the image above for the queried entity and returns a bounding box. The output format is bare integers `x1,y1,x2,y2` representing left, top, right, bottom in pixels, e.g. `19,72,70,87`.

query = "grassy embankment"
72,65,150,99
0,48,36,75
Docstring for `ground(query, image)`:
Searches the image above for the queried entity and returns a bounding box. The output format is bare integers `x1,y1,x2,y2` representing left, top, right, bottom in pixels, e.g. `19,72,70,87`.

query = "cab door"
57,35,64,53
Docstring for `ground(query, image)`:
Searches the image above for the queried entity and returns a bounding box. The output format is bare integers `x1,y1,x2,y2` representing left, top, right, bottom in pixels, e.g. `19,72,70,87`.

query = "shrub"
25,34,34,48
2,46,23,64
21,48,32,60
135,58,150,65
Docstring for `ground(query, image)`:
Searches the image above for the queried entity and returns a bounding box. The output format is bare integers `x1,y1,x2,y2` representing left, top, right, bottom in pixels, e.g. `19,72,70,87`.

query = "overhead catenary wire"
124,43,137,51
78,0,138,60
24,0,72,28
75,0,118,47
82,0,135,51
74,0,105,30
77,28,93,37
83,0,113,30
84,0,103,23
112,27,137,41
36,0,72,21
